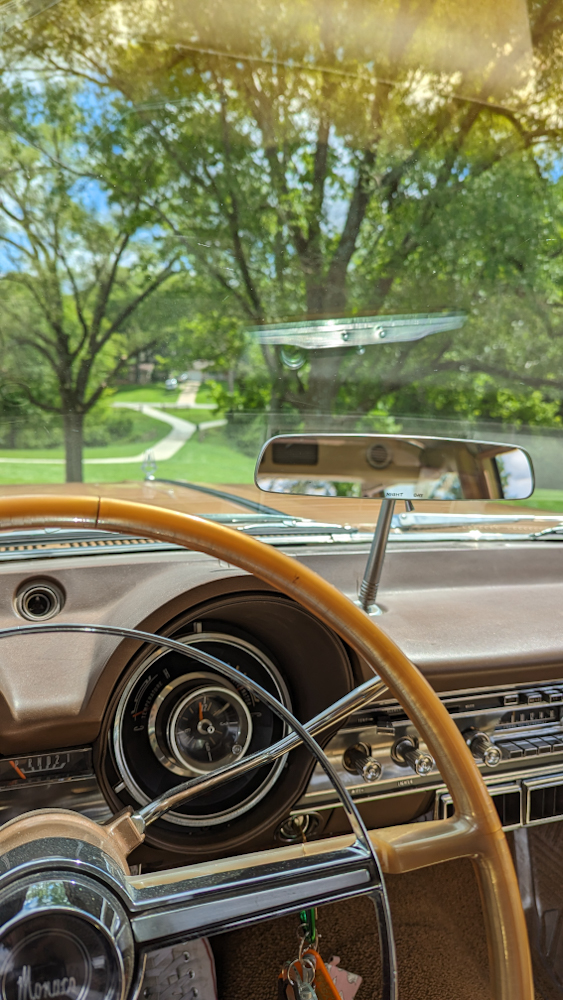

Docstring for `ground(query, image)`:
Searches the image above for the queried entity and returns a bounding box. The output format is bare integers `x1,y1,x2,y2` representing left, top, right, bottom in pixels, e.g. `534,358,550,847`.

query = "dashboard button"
500,742,523,759
529,738,552,754
514,740,538,756
544,735,563,751
502,693,519,707
525,691,544,705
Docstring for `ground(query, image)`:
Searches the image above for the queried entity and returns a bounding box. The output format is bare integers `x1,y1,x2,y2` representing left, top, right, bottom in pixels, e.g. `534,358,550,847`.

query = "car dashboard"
0,526,562,876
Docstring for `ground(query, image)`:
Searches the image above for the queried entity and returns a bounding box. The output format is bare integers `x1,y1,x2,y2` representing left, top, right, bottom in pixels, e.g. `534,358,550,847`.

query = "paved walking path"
0,402,226,464
154,380,218,409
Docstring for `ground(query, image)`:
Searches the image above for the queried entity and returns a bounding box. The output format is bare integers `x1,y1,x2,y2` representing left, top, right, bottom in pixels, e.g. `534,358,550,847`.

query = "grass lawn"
509,489,563,514
0,438,164,461
113,384,180,404
0,427,255,485
172,408,219,423
85,427,254,484
195,383,217,405
149,429,254,483
0,463,66,484
0,413,164,462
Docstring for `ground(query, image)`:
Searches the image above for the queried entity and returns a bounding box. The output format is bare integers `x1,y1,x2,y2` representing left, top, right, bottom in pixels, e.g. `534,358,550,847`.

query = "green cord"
299,908,317,947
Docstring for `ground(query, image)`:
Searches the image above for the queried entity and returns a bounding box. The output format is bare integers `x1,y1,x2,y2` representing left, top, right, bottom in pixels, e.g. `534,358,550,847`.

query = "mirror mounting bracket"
358,499,413,614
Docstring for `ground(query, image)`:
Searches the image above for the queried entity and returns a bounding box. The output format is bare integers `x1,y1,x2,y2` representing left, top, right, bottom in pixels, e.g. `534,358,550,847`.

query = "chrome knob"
467,731,501,767
393,737,434,775
343,745,382,783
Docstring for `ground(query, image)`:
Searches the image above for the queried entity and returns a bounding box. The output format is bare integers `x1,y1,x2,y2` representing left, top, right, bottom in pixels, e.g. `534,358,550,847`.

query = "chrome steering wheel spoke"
0,621,397,1000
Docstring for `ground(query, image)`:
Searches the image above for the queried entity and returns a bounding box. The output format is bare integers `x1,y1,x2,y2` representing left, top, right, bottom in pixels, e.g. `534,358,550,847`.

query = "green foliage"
378,375,562,429
166,311,247,375
354,407,403,434
205,378,271,456
207,375,272,415
223,413,270,458
0,77,183,478
83,406,163,446
4,0,563,494
0,392,163,449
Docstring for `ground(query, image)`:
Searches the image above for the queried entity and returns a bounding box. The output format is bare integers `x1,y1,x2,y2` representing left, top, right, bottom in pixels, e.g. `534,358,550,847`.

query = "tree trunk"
63,410,84,482
302,349,343,428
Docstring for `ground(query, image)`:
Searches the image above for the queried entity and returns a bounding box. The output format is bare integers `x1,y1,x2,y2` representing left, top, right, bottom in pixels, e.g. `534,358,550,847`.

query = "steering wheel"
0,495,533,1000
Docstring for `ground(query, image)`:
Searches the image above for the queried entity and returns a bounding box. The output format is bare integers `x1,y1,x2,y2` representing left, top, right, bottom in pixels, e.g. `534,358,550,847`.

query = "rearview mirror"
255,434,534,501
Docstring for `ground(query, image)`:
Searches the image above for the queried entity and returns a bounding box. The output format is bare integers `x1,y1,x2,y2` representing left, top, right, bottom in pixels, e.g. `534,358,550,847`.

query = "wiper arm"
232,519,357,536
528,524,563,539
394,512,542,531
148,477,289,516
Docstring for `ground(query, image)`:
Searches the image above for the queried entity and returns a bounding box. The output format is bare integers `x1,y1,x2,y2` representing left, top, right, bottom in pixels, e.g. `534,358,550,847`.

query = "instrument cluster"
107,623,290,830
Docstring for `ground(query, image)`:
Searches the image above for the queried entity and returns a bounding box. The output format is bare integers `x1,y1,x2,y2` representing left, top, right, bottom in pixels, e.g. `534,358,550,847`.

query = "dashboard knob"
393,737,434,775
343,745,382,782
467,731,501,767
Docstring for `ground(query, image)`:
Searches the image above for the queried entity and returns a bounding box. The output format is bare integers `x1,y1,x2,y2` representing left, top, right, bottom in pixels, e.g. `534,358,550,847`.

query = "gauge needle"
9,760,26,780
199,702,203,721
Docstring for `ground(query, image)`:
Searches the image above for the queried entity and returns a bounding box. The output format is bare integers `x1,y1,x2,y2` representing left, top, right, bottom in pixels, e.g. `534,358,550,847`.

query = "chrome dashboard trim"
0,775,112,826
128,843,374,943
132,869,371,943
297,677,563,808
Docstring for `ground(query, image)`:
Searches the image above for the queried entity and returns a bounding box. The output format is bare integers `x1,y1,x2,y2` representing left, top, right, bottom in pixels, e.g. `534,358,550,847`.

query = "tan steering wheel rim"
0,494,533,999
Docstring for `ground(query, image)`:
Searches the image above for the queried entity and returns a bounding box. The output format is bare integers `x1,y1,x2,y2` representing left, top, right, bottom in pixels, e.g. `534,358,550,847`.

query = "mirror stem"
358,498,396,614
358,500,414,614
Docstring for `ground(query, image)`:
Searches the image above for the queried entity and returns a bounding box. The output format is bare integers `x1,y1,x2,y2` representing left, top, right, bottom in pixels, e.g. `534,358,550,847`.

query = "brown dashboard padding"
0,494,533,1000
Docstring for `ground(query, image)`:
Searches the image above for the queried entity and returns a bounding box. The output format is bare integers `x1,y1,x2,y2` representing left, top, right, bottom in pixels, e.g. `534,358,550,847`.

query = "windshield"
0,0,562,532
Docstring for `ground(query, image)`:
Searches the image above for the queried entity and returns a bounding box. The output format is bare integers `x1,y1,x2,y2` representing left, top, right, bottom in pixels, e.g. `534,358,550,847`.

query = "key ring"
288,956,317,1000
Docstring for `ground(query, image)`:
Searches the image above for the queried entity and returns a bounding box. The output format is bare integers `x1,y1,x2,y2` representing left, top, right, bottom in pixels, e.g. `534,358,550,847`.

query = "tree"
0,82,182,480
4,0,563,440
65,0,563,422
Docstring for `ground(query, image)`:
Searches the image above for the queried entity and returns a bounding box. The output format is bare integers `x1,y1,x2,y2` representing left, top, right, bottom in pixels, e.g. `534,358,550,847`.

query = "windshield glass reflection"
0,0,561,530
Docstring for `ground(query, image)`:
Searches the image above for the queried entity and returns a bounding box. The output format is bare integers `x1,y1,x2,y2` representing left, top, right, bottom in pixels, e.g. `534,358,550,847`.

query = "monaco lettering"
16,966,77,1000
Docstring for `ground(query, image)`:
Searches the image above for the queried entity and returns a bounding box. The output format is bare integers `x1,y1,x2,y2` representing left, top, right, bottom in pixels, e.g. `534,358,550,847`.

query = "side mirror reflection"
255,434,535,501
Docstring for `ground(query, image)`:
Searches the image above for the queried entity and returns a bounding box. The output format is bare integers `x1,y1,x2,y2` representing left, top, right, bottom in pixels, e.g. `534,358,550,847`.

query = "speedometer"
167,685,252,772
109,624,291,828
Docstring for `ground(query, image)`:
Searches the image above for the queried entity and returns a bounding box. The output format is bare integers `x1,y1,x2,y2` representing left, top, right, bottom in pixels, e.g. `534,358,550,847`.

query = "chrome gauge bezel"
167,683,253,775
147,670,241,777
112,631,291,827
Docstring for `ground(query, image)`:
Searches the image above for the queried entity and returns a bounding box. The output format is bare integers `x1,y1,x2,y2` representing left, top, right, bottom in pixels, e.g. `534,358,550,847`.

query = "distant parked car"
165,377,178,391
178,372,190,383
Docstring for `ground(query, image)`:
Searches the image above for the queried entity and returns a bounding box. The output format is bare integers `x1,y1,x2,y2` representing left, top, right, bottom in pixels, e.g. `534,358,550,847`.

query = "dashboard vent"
0,533,176,563
525,777,563,824
439,783,521,830
492,789,522,828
